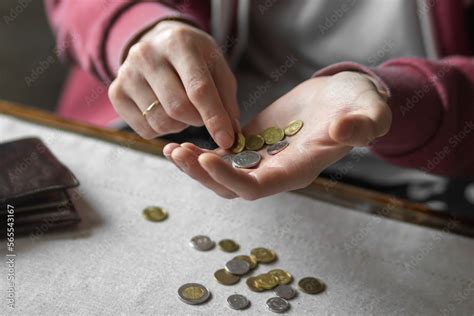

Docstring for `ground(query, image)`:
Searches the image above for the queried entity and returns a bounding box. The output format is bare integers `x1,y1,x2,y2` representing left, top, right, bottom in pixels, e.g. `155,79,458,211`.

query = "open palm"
164,72,391,199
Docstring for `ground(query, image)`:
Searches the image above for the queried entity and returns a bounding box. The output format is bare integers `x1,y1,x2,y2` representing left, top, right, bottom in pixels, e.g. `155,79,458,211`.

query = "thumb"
329,112,391,147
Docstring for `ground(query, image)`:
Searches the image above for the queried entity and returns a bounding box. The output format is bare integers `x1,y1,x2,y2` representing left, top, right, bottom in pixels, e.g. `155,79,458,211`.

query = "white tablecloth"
1,115,473,315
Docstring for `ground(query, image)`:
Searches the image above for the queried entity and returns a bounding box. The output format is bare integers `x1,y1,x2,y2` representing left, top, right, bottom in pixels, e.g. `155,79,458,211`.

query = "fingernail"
234,118,241,131
216,131,234,149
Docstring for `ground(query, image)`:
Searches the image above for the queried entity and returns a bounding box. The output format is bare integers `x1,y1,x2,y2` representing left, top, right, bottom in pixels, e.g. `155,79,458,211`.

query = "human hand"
164,72,392,199
108,20,239,148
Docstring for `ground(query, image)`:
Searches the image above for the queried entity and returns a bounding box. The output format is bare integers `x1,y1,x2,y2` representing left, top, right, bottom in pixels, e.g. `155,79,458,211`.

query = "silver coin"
274,285,296,300
267,140,289,155
227,294,250,310
232,151,261,169
266,297,290,313
177,283,211,305
224,259,250,275
222,154,235,165
190,235,215,251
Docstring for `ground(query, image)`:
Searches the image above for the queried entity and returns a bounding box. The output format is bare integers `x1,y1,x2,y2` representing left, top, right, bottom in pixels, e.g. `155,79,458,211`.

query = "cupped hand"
164,72,392,200
108,20,239,148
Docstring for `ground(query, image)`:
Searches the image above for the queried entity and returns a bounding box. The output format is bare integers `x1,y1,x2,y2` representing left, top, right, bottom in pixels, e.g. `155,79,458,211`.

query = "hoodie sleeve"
44,0,211,81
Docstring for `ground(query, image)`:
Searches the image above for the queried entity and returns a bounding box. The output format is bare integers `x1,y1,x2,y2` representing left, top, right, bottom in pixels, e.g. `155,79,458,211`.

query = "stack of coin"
227,120,304,169
246,269,292,293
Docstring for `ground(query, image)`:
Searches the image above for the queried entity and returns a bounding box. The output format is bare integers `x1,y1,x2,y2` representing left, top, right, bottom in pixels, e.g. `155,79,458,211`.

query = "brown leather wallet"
1,138,81,236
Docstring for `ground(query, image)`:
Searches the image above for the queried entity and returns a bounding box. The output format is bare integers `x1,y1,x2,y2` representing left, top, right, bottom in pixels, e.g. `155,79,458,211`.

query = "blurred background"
0,0,67,112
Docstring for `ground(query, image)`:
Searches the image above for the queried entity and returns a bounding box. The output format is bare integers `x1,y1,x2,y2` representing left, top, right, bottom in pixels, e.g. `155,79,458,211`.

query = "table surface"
1,115,474,315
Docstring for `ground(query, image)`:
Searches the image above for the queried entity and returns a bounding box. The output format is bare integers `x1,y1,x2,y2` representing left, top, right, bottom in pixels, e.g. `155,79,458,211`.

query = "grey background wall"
0,0,68,112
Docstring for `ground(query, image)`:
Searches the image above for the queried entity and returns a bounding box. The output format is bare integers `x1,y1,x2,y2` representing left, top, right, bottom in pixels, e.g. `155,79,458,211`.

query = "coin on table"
266,297,290,313
218,239,239,252
284,120,304,136
298,277,326,294
267,140,289,156
233,255,258,269
214,269,240,285
268,269,293,285
231,132,246,153
246,134,265,151
178,283,211,305
225,258,250,275
232,151,261,169
142,206,168,222
250,247,277,263
190,235,215,251
263,127,285,145
274,285,297,300
255,273,280,290
222,154,235,165
227,294,250,310
246,276,265,292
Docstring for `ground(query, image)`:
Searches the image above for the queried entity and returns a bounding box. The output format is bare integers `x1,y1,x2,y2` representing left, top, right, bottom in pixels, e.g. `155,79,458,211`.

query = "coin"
246,134,265,151
268,269,293,285
222,154,235,165
218,239,239,252
267,140,289,155
284,120,304,136
266,297,290,313
177,283,211,305
214,269,240,285
263,127,285,145
298,277,326,294
246,276,264,292
231,132,246,153
233,255,258,269
227,294,250,310
274,285,296,300
225,259,250,275
232,151,261,169
190,235,215,251
142,206,168,222
255,273,280,290
250,247,277,263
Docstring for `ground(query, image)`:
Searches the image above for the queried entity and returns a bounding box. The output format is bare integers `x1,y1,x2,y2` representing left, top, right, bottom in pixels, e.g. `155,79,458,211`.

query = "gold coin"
142,206,168,222
231,132,246,153
262,127,285,145
268,269,293,285
255,273,280,290
245,134,265,151
298,277,326,294
182,286,205,300
233,255,258,269
250,247,277,263
284,120,304,136
246,276,264,292
218,239,240,252
214,269,240,285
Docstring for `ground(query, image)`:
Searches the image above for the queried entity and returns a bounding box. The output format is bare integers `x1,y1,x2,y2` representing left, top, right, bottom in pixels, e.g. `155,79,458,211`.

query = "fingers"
124,75,188,136
168,146,237,199
143,63,202,127
169,50,235,149
211,58,241,130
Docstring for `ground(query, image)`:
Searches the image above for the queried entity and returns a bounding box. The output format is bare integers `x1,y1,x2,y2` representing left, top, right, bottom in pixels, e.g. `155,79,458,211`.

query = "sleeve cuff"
105,2,205,77
312,62,391,98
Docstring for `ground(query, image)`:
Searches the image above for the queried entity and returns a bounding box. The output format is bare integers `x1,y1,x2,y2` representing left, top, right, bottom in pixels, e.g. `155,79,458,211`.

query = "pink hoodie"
45,0,474,177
